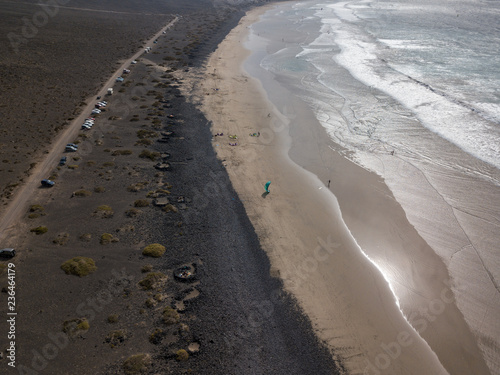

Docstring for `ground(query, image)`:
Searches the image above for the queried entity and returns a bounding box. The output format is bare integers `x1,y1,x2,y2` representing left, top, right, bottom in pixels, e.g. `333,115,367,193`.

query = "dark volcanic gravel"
139,16,343,371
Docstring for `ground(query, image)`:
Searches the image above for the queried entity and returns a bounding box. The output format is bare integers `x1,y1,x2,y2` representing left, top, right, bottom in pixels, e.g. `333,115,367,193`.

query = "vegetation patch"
94,205,114,218
138,150,160,161
73,189,92,197
61,257,96,277
135,139,153,146
30,226,48,235
127,182,148,192
123,354,151,375
142,243,165,257
125,208,141,218
62,318,90,337
100,233,119,245
68,164,79,170
53,232,69,246
162,306,180,325
102,161,115,167
105,330,127,348
134,199,150,208
79,233,92,242
176,349,189,362
29,204,44,213
138,272,167,290
94,186,106,193
107,314,119,323
111,149,133,156
137,130,158,139
149,328,165,345
141,264,153,273
162,204,178,213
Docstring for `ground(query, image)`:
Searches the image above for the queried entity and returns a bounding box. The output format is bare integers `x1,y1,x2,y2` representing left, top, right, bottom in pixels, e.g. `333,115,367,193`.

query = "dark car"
0,248,15,258
41,179,55,187
59,156,67,166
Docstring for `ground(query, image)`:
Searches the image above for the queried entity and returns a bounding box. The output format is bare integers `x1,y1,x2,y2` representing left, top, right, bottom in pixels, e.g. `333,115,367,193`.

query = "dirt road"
0,16,178,245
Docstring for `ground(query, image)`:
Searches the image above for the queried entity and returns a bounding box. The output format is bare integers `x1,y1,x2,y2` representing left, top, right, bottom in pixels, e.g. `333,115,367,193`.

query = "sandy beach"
188,4,494,374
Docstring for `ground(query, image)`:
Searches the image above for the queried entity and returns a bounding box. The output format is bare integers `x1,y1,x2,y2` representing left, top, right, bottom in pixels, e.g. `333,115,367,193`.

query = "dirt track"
0,17,178,245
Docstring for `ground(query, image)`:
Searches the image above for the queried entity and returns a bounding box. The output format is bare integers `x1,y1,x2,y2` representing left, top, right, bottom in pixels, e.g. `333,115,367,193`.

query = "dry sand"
186,5,491,374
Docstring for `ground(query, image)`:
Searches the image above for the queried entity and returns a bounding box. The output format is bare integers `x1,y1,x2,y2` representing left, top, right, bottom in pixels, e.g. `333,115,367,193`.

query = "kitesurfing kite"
265,181,271,193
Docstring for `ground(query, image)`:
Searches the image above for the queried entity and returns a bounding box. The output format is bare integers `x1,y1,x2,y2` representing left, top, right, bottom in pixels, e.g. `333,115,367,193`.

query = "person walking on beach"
328,180,331,188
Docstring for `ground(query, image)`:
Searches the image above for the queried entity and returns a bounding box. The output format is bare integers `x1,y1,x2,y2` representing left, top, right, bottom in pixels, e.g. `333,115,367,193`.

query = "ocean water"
245,0,500,373
251,0,500,181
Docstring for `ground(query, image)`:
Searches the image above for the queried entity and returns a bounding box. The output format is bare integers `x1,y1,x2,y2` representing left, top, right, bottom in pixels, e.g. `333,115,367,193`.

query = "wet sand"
188,4,493,375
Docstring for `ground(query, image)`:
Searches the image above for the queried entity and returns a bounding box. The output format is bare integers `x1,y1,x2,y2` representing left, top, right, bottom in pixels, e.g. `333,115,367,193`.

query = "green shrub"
94,186,106,193
105,330,126,347
123,354,151,375
125,208,141,217
138,272,166,290
137,130,158,139
111,149,133,156
100,233,119,245
141,264,153,273
30,226,48,235
102,161,115,167
79,233,92,242
149,328,164,344
134,199,150,207
162,204,178,213
53,232,69,245
63,318,90,337
68,164,79,170
135,139,153,146
29,204,44,212
73,189,91,197
127,182,148,192
162,307,179,325
61,257,96,277
95,205,114,218
138,150,160,161
107,314,119,323
142,243,165,257
176,349,189,362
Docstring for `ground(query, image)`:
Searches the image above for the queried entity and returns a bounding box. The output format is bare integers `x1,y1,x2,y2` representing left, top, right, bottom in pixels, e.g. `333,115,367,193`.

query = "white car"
97,102,107,107
131,60,137,64
116,77,124,82
91,109,101,114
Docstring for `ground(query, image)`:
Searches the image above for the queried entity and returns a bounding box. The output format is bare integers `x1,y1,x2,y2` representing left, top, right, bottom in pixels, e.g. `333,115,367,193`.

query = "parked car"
86,117,95,121
0,248,15,258
59,156,67,165
65,145,77,152
116,76,124,82
41,179,55,187
91,109,101,114
123,69,130,74
131,60,137,64
81,124,92,130
67,143,78,149
97,102,107,107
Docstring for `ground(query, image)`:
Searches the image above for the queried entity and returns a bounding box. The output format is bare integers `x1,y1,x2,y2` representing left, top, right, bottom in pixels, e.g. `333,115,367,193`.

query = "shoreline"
188,5,455,374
